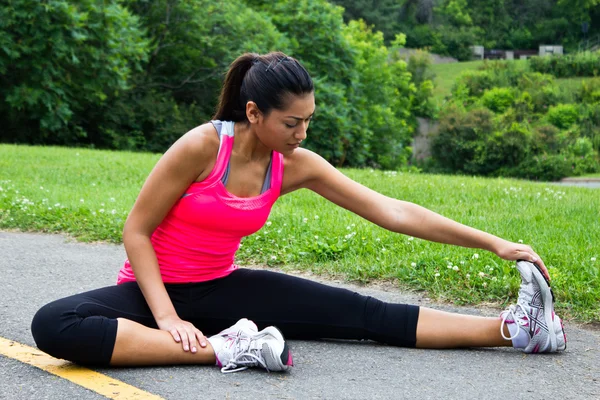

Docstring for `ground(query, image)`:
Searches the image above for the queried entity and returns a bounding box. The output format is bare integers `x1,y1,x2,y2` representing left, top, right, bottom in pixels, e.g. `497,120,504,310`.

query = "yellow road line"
0,336,164,399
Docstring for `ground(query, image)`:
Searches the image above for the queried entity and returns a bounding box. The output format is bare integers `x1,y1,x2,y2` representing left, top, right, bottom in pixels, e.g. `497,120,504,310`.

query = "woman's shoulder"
172,122,221,159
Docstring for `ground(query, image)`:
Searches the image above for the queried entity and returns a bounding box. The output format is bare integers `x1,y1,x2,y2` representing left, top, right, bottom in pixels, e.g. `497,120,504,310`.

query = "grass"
1,144,599,322
430,60,485,104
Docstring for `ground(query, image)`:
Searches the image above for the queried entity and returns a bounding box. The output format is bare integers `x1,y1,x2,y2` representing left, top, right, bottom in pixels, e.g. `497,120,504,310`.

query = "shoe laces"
500,302,529,340
221,333,268,374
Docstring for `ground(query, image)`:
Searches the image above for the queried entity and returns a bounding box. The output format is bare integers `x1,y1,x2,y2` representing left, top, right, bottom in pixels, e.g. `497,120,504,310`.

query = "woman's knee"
31,300,71,357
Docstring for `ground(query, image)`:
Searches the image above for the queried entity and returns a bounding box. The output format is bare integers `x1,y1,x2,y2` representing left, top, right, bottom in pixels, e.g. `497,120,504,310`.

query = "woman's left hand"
493,239,550,281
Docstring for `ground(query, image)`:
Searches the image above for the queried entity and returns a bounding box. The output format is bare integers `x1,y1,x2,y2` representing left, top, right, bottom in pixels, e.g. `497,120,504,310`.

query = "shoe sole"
519,260,558,352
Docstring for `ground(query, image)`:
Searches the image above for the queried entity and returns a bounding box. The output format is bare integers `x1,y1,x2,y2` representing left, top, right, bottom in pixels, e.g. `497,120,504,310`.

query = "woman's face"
249,92,315,155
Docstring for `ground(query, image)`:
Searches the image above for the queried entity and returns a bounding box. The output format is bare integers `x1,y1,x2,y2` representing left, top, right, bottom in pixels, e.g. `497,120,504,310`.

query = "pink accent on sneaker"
533,343,540,353
216,356,223,368
286,350,294,367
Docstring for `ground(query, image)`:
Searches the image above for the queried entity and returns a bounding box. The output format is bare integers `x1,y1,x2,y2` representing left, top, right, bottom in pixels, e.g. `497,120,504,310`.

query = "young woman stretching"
31,52,566,374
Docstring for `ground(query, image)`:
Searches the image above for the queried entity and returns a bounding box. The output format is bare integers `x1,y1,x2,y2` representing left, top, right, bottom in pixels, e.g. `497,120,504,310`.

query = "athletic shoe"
217,318,258,337
208,321,293,373
500,260,566,353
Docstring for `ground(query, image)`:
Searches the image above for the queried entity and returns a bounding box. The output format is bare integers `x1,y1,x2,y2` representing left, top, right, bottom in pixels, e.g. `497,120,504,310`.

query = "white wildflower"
302,218,308,223
473,253,479,259
408,237,414,241
518,239,523,243
266,221,272,226
466,274,471,278
434,273,440,277
453,266,459,271
411,262,417,267
111,210,116,215
592,257,597,262
314,215,319,219
478,272,485,278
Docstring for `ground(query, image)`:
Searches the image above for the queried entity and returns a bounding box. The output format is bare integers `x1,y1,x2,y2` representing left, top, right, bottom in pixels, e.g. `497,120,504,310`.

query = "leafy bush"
532,125,562,154
529,52,600,78
504,154,571,181
477,123,534,175
406,50,437,118
547,104,580,129
481,87,515,113
452,70,494,98
431,106,495,173
576,78,600,104
567,137,595,157
0,0,148,144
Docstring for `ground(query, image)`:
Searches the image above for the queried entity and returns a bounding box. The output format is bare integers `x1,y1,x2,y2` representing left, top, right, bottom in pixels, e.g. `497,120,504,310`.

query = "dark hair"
213,52,314,122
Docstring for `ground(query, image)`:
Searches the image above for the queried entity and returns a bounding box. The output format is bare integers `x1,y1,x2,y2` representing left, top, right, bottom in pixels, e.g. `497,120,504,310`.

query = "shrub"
477,123,534,175
532,125,562,153
452,70,494,98
481,87,515,113
529,52,600,78
431,106,495,173
576,78,600,104
567,137,595,157
504,154,571,181
570,152,600,175
547,104,580,129
406,50,437,118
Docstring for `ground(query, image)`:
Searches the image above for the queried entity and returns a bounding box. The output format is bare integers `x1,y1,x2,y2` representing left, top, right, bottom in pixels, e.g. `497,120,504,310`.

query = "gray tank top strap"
211,120,272,194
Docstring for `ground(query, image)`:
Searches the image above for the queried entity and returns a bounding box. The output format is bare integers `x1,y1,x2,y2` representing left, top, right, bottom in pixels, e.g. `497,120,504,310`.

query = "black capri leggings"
31,268,420,365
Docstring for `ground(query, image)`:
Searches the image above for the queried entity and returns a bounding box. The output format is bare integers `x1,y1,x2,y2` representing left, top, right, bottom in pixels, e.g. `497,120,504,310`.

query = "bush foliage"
428,61,600,181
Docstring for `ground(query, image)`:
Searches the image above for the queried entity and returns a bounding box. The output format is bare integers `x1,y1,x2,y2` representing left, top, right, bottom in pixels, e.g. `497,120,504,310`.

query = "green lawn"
430,60,485,104
1,144,599,322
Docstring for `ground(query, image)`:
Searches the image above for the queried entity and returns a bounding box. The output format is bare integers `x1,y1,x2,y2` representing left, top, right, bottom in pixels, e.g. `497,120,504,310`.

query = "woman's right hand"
156,315,207,353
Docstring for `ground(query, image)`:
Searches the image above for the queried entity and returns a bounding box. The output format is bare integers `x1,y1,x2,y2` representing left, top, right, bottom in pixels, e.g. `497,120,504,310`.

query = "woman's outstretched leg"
416,308,510,348
405,260,567,352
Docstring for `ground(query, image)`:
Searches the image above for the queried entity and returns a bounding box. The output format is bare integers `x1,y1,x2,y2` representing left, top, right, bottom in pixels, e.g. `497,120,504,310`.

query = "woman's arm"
123,124,220,352
285,149,548,277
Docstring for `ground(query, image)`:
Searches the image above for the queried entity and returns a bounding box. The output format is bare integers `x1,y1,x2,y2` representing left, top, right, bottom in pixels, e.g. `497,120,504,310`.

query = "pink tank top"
117,121,284,284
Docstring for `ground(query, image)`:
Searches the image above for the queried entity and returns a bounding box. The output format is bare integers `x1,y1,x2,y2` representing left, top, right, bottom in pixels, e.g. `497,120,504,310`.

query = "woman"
31,52,566,374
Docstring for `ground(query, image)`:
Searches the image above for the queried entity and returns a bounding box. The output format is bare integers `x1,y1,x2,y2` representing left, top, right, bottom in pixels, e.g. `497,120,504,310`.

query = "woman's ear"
246,101,262,124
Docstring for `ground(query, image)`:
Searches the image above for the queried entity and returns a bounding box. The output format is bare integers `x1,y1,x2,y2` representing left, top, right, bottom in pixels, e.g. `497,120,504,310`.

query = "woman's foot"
500,261,567,353
208,319,293,373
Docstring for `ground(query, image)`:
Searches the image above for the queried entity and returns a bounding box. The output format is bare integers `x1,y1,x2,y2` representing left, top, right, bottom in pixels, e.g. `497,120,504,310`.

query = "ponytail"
213,52,313,122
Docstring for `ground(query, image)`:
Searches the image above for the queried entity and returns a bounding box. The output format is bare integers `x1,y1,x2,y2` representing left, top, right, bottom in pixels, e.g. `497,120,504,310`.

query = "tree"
0,0,148,144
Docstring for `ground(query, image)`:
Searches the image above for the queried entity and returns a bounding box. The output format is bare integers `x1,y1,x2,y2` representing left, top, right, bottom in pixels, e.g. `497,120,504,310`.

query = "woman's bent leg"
31,282,216,366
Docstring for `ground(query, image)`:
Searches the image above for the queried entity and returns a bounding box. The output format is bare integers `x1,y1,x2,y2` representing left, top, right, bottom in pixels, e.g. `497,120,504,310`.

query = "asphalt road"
1,231,598,400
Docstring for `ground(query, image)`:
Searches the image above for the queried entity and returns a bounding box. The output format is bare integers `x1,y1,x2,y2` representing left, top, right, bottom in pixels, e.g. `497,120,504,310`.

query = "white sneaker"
217,318,258,337
500,261,567,353
208,321,293,373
